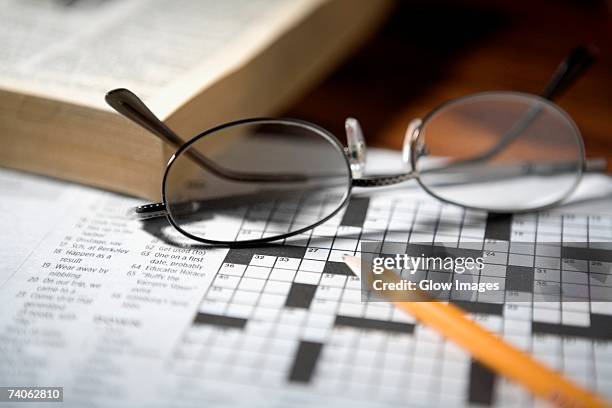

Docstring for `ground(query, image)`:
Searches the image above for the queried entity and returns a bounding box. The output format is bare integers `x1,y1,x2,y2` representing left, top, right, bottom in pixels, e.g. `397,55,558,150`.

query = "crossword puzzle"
168,188,612,407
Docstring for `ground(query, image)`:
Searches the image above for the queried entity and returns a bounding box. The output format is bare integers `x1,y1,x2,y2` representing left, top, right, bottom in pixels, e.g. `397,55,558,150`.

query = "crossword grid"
170,189,612,407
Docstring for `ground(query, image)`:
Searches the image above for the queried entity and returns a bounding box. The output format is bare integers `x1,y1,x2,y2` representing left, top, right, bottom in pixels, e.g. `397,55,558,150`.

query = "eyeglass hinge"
345,117,367,178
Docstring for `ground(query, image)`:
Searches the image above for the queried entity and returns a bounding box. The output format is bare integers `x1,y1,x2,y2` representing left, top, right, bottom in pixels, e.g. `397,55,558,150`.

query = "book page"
0,0,321,111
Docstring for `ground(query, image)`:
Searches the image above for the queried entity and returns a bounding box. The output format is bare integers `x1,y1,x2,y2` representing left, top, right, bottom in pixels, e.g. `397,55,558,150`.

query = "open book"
0,0,391,200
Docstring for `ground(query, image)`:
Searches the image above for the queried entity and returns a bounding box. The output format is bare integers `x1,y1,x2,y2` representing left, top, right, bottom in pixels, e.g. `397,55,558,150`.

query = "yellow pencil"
343,255,609,408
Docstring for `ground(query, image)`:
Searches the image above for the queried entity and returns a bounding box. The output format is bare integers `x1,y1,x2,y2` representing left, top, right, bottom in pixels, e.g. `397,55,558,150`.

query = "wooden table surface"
285,0,612,171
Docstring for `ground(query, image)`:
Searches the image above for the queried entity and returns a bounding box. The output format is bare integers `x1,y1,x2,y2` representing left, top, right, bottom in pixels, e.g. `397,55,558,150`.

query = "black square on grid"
505,265,534,293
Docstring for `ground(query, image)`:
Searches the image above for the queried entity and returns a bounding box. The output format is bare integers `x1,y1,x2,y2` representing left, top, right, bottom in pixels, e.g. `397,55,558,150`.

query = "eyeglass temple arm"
106,88,412,188
134,181,350,220
351,156,606,189
134,202,167,219
542,44,599,100
502,45,598,153
423,45,600,170
105,89,308,183
134,156,605,220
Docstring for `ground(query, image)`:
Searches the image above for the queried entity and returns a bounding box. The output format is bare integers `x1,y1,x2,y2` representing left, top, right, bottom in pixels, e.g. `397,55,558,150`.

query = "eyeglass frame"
105,45,604,246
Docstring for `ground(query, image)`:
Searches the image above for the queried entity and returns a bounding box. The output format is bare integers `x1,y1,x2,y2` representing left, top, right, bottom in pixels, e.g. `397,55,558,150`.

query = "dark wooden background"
285,0,612,170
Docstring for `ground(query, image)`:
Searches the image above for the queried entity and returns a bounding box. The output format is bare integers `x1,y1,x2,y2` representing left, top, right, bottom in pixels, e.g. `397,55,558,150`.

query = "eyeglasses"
106,46,605,246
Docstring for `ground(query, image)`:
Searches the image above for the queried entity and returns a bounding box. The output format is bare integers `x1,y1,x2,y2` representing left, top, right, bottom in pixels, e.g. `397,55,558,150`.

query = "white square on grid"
340,288,361,303
458,241,483,252
391,308,415,323
279,309,307,325
264,280,291,295
207,287,234,301
250,255,276,267
388,217,414,229
266,224,291,234
219,263,247,276
386,231,410,243
485,239,510,252
302,326,329,343
382,242,406,254
314,286,342,301
309,299,337,314
461,226,485,239
535,256,561,269
512,230,536,243
483,250,508,265
482,263,506,278
294,271,321,285
258,293,285,307
337,302,364,317
268,268,296,282
303,248,329,261
198,300,226,315
328,249,354,262
508,253,534,267
275,322,301,338
213,274,241,289
232,290,259,305
503,318,530,334
313,225,337,237
364,303,392,320
562,270,588,285
345,277,362,290
309,237,334,249
361,229,385,241
504,304,532,320
434,234,459,247
337,225,361,237
591,302,612,315
246,320,274,337
244,265,271,280
319,274,347,288
226,303,253,318
238,277,266,292
533,307,561,324
363,219,388,230
564,339,592,356
242,219,267,230
299,259,326,273
590,228,612,240
306,312,335,328
409,232,434,243
283,234,310,247
273,257,301,270
333,238,358,251
538,224,562,235
562,310,590,326
252,306,279,321
236,230,263,241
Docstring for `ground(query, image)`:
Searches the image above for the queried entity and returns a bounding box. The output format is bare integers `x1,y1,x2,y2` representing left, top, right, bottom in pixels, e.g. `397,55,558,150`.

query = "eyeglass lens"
414,93,583,212
163,121,351,243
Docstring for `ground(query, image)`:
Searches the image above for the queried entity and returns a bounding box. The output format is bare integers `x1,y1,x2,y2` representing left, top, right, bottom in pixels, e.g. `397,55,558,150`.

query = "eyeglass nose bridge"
402,119,424,170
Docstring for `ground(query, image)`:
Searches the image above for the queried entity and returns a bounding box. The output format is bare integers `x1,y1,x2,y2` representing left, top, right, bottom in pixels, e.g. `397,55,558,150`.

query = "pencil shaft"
342,256,609,408
396,301,607,408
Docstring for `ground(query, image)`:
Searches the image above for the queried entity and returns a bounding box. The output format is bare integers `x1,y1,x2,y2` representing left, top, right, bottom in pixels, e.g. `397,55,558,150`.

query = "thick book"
0,0,391,200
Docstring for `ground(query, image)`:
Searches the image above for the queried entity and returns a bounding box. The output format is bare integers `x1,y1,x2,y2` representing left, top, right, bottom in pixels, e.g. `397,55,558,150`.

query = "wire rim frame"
161,117,354,246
